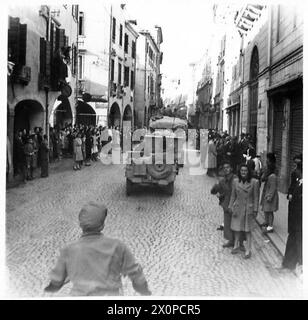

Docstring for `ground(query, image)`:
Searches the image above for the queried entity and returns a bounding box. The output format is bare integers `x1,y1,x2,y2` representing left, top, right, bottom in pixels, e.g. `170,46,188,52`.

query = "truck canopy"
149,116,187,130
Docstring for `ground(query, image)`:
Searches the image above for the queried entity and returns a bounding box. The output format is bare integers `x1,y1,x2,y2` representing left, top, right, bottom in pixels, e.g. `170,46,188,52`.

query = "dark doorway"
14,100,44,134
109,102,121,128
76,101,96,126
53,97,73,128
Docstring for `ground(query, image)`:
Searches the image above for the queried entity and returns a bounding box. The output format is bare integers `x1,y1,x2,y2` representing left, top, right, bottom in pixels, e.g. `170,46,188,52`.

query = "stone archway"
14,99,44,135
76,100,96,126
52,97,73,129
123,104,132,124
13,100,44,176
249,46,259,150
109,102,121,128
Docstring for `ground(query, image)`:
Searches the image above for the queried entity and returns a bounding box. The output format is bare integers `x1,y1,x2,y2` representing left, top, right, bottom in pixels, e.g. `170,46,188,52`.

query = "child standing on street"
45,202,151,296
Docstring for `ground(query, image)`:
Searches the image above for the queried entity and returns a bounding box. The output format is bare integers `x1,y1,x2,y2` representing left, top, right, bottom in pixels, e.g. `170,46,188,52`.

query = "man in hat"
45,202,151,296
211,160,245,250
281,154,302,273
24,136,35,180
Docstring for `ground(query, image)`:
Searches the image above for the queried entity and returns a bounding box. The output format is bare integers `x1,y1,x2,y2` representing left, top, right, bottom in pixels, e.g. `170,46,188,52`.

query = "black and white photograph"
1,0,306,300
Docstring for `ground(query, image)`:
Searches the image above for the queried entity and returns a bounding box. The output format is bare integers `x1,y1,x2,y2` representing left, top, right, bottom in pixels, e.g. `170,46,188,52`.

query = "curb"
255,215,286,256
255,216,302,278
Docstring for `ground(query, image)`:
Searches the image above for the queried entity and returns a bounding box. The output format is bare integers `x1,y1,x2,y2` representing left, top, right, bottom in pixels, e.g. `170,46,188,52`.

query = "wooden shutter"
289,93,303,175
64,35,69,47
19,23,27,66
273,103,284,173
72,44,77,75
8,17,20,65
40,37,46,74
56,28,66,51
50,23,56,54
130,70,134,90
46,41,51,77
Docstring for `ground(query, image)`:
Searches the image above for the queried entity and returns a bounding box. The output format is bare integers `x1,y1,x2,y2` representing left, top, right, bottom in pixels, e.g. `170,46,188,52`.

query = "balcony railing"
110,82,117,97
78,79,86,95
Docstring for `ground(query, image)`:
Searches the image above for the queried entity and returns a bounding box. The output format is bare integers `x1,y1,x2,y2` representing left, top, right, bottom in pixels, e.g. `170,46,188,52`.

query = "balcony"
15,65,31,85
110,82,117,97
78,79,86,96
38,73,50,90
116,85,124,98
149,93,155,106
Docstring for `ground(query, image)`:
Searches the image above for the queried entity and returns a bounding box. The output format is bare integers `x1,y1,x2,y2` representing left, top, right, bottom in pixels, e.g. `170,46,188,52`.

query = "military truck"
125,116,187,196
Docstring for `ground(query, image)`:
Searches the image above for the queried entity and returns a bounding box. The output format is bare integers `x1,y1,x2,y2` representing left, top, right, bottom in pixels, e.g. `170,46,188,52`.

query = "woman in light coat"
207,136,217,177
260,156,279,233
73,132,83,170
228,163,260,259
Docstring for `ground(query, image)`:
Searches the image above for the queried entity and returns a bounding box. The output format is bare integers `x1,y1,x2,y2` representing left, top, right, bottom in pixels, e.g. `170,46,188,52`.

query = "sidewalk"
256,191,288,256
6,156,74,189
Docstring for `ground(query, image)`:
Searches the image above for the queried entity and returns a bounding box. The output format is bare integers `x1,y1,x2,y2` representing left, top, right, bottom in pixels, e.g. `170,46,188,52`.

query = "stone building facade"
108,5,138,130
230,4,303,192
7,4,79,180
135,30,162,127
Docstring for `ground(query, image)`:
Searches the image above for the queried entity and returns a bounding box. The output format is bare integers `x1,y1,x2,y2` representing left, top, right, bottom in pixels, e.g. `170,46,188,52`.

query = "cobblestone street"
6,154,303,298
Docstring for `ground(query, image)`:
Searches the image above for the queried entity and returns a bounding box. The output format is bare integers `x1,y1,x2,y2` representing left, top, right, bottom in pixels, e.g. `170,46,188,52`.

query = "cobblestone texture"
6,153,303,298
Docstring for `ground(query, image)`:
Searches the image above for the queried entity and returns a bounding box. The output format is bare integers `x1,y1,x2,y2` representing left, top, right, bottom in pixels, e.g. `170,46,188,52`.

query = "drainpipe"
75,5,79,126
144,36,147,127
44,6,51,144
133,35,138,129
240,34,245,135
266,6,273,153
44,86,49,144
267,5,272,87
107,5,113,127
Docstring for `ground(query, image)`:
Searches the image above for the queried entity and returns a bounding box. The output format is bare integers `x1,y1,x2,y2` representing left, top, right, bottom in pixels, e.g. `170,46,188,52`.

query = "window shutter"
56,28,66,51
46,40,51,77
19,23,27,66
132,41,136,59
40,37,46,75
130,70,134,90
64,35,69,47
50,22,56,55
8,17,20,65
72,44,77,75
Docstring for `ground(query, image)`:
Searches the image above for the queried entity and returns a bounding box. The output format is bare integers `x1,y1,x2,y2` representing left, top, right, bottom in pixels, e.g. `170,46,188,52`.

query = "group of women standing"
73,129,101,170
211,151,302,271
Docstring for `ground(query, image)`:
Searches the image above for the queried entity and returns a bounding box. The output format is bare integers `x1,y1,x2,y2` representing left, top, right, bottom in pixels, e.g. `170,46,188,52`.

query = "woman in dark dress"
40,135,49,178
282,154,302,271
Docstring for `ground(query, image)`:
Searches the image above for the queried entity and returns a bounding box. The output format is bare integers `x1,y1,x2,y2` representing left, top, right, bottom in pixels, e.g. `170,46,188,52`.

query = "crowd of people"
13,123,117,181
12,125,302,276
209,133,302,273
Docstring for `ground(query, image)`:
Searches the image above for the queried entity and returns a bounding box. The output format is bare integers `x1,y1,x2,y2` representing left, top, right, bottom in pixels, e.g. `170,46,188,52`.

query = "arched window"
250,46,259,81
249,46,259,149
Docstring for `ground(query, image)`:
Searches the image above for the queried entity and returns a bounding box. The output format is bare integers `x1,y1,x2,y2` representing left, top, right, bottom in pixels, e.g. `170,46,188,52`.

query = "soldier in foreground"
45,202,151,296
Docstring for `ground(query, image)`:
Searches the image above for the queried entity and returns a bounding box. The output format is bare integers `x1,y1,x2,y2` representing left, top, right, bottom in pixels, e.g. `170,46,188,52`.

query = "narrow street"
6,151,302,298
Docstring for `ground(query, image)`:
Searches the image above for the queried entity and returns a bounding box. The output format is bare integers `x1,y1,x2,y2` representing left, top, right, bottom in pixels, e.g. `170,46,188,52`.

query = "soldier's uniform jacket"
49,233,148,296
211,173,236,211
24,142,34,156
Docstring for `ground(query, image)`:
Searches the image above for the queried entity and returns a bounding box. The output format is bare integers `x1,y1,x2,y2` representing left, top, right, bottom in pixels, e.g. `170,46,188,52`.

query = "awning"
267,76,302,96
225,102,240,109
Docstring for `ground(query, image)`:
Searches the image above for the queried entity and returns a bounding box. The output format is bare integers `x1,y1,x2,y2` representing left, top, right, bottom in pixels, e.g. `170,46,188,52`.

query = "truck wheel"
147,163,172,179
126,179,133,196
166,182,174,195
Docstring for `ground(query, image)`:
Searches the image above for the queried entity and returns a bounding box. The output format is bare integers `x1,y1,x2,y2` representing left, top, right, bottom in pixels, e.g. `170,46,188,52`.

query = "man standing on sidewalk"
24,136,35,180
211,161,237,248
282,154,302,273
